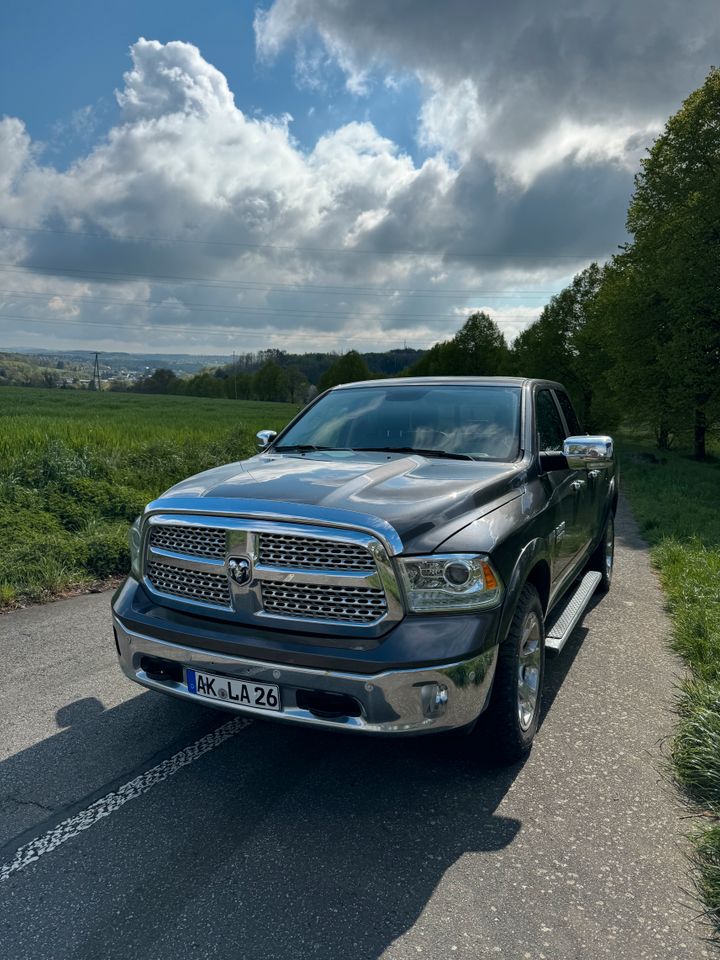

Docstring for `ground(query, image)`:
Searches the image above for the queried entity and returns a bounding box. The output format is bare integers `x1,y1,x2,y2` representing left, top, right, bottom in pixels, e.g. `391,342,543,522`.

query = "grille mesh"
150,524,226,560
262,582,387,623
147,560,231,607
259,533,374,571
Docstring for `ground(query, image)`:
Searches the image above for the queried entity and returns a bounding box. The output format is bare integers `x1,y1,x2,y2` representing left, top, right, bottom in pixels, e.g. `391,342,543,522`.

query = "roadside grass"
0,387,297,607
620,438,720,930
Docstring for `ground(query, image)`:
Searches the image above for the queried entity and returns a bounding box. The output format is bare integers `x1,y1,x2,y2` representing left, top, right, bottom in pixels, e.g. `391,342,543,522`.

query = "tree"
318,351,372,391
285,365,310,403
512,264,618,431
622,67,720,459
591,253,680,447
134,368,180,394
253,360,290,401
407,312,510,377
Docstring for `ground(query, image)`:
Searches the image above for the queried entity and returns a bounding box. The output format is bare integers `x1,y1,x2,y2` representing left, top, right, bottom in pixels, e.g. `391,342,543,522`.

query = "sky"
0,0,717,357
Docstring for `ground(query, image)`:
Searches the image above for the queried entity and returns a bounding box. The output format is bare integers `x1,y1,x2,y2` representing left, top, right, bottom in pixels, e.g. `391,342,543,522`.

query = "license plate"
186,668,280,711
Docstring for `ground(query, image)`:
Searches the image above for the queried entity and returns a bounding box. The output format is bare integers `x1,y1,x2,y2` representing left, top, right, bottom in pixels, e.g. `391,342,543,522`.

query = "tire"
587,511,615,593
479,583,545,765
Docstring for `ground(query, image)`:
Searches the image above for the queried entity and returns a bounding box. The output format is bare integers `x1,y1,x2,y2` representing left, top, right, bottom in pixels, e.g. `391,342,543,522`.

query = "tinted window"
555,390,582,436
276,385,522,461
536,390,566,451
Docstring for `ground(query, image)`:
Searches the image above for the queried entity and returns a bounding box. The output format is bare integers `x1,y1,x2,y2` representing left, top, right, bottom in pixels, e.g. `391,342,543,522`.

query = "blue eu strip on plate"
186,668,197,693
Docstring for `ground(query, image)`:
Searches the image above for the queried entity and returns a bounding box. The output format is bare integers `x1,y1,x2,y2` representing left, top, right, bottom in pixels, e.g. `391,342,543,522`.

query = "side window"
536,390,566,452
555,390,582,436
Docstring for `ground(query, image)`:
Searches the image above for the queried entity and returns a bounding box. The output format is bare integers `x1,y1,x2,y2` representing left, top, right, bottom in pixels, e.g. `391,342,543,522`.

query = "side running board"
545,571,602,655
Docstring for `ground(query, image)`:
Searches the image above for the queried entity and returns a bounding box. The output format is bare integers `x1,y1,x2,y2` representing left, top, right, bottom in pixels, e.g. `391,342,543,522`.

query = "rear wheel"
588,512,614,593
478,583,545,764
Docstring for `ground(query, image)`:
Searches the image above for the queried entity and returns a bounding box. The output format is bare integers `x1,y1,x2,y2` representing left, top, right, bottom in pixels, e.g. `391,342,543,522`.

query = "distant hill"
0,345,427,392
0,351,85,388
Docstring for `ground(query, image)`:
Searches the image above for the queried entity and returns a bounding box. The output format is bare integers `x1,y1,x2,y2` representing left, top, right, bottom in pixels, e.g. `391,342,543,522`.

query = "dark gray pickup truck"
112,377,617,762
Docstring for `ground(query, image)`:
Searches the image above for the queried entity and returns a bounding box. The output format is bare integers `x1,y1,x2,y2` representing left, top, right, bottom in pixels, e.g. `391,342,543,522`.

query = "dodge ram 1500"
112,377,616,762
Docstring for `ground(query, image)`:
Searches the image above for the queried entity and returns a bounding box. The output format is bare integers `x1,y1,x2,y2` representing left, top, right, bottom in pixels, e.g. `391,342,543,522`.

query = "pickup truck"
112,377,617,762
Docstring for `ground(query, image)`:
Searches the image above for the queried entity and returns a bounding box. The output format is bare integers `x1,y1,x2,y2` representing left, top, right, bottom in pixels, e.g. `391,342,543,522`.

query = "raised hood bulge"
160,451,524,553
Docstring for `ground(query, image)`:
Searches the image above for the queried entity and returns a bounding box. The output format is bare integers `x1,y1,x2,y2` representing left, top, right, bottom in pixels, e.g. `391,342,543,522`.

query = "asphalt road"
0,500,715,959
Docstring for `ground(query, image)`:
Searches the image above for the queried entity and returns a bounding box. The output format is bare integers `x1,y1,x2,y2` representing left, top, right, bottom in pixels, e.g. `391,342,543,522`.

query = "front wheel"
478,583,545,764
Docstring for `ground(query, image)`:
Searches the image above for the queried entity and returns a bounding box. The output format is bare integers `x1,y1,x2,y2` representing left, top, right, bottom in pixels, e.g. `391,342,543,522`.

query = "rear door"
554,388,596,553
535,388,586,582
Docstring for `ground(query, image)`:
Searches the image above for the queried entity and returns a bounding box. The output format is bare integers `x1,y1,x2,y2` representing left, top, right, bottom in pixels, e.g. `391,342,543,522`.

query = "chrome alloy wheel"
517,611,542,731
605,515,615,584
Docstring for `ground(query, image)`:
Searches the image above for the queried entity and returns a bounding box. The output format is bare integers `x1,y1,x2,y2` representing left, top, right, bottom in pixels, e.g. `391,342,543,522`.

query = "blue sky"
0,1,715,355
0,1,423,170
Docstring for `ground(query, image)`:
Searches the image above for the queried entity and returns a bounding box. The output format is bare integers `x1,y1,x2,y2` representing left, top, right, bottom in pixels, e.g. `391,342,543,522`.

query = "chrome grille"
258,533,374,571
149,524,226,560
143,514,400,630
262,582,387,623
146,560,231,607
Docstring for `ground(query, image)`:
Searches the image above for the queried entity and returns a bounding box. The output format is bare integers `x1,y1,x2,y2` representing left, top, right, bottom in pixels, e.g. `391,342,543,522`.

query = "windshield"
275,384,522,461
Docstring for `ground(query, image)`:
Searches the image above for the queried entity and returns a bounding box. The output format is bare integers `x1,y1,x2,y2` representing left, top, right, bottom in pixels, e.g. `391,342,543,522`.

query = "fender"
497,537,552,645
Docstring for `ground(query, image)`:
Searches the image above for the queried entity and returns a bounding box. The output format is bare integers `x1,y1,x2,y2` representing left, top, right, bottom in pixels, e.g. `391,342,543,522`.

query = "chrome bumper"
113,618,498,735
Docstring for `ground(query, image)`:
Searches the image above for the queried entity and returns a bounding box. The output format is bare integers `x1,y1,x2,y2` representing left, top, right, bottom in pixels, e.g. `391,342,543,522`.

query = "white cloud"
418,79,487,165
256,0,717,186
0,35,635,354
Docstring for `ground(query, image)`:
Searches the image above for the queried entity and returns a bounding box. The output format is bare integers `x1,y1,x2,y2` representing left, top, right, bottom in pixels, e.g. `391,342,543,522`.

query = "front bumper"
114,617,498,735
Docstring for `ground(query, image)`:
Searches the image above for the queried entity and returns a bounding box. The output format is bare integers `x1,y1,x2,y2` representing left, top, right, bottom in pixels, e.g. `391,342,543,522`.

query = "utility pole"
92,352,101,391
233,351,238,400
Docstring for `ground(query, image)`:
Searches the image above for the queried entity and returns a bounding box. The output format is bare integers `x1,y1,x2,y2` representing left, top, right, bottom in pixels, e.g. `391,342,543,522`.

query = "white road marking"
0,717,251,882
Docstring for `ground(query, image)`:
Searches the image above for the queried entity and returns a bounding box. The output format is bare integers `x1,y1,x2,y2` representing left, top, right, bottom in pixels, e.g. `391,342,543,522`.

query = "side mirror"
563,435,614,470
256,429,277,452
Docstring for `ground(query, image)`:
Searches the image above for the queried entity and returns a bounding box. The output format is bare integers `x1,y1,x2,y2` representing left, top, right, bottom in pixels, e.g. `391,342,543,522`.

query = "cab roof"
331,376,564,390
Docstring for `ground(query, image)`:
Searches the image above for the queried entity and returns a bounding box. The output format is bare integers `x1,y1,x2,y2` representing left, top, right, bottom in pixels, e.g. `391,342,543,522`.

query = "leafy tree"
407,312,510,377
591,253,680,447
621,67,720,458
512,264,618,430
253,360,290,401
134,368,180,394
224,370,254,400
285,365,310,403
183,372,225,398
318,351,372,391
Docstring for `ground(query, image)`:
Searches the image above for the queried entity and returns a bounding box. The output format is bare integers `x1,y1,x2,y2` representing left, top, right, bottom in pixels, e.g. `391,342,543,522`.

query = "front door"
536,389,586,583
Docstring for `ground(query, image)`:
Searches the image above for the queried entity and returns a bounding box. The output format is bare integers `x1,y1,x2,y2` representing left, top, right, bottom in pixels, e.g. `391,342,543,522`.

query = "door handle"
571,479,586,491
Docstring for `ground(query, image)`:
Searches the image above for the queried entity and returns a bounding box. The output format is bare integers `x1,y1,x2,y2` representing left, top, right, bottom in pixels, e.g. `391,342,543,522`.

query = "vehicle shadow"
0,685,533,960
0,605,603,959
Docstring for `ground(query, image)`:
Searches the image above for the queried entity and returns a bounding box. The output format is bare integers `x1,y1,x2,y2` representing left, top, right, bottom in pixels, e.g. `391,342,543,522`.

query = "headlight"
129,516,143,580
396,554,503,613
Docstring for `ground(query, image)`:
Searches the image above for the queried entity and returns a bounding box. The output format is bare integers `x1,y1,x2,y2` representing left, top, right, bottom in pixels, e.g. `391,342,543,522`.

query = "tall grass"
0,387,297,606
621,440,720,931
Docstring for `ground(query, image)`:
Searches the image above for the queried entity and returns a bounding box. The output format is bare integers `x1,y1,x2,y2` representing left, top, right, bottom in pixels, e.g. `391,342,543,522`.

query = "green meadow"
0,387,297,606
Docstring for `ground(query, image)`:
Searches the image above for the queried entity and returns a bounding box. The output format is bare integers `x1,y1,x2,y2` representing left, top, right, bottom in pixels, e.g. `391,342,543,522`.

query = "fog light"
421,682,449,717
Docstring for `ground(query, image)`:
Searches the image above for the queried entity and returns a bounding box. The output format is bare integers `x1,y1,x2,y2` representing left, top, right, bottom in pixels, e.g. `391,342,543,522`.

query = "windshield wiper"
352,446,474,461
273,444,342,453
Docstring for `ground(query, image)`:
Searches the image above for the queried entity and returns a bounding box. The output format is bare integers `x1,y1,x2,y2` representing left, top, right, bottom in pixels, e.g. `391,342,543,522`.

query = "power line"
0,288,539,324
0,223,607,260
0,312,534,339
0,313,536,347
0,264,556,298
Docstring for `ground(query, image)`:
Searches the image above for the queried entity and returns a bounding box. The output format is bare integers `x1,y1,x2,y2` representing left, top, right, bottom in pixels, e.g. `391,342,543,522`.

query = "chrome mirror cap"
563,435,614,470
256,429,278,452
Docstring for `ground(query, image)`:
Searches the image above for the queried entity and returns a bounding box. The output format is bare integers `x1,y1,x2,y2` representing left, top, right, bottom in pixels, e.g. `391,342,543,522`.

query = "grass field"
620,439,720,931
0,387,298,606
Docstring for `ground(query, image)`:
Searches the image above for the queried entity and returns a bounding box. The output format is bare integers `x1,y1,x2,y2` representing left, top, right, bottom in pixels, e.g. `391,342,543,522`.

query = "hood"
160,451,525,553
